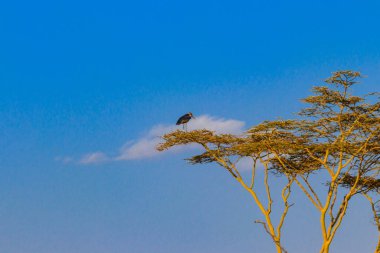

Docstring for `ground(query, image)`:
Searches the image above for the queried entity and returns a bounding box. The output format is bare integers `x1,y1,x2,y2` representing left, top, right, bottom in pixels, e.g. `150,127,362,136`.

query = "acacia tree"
358,180,379,251
269,71,380,253
157,71,379,252
157,130,296,252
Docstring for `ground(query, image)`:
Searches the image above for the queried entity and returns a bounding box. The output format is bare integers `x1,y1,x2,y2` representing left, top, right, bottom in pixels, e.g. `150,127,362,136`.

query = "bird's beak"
192,115,196,119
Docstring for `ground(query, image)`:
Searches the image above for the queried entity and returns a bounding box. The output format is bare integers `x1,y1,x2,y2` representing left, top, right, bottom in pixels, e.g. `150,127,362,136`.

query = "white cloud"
67,115,245,164
116,138,162,160
186,115,245,135
79,152,109,165
116,115,245,161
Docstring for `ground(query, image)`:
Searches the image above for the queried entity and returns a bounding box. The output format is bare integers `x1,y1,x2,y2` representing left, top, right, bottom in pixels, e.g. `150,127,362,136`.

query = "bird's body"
176,113,192,125
176,112,194,131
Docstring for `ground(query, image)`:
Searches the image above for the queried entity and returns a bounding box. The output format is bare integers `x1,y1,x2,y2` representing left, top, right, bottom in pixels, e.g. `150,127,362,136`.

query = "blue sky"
0,0,379,252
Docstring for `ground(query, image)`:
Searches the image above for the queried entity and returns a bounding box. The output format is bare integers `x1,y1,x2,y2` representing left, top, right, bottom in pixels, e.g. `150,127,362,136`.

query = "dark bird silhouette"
176,112,195,131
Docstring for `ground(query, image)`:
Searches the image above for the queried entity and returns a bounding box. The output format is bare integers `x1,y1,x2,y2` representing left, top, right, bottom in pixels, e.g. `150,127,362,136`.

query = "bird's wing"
176,115,185,125
176,114,190,125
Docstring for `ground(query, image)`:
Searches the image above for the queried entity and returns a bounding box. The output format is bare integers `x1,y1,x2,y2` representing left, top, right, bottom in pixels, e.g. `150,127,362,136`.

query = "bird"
176,112,195,131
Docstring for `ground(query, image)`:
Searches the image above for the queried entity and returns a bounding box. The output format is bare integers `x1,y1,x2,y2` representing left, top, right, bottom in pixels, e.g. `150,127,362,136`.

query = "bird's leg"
182,124,184,131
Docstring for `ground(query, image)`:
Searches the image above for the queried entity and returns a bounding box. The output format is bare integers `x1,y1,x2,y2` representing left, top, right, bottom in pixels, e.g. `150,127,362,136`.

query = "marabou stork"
176,112,195,131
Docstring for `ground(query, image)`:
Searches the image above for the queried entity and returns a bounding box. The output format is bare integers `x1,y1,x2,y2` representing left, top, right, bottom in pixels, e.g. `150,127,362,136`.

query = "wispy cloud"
61,115,245,165
116,115,245,161
79,152,109,165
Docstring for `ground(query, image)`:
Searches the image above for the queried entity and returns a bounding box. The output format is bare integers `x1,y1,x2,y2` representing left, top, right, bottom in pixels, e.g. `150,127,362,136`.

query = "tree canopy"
157,71,380,253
